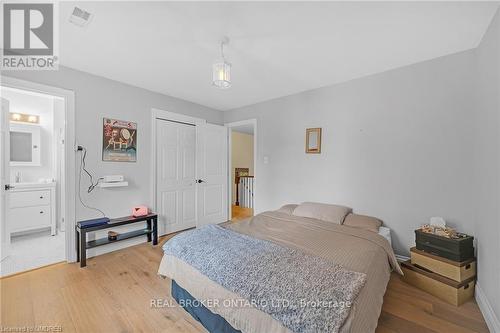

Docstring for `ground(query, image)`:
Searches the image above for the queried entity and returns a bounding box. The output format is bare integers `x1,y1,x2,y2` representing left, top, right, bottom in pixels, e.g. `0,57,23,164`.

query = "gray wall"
2,66,223,255
225,50,477,257
474,8,500,323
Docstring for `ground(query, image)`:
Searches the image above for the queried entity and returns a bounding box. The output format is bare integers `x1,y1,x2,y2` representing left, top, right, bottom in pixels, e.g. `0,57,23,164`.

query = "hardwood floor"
377,274,488,333
0,231,488,333
231,205,253,221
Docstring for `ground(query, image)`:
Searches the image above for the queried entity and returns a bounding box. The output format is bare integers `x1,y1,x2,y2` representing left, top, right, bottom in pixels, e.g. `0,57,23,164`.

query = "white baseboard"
476,283,500,333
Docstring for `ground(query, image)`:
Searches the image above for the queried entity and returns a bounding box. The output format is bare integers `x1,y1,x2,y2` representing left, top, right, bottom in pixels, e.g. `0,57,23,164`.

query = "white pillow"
378,226,392,246
292,202,352,224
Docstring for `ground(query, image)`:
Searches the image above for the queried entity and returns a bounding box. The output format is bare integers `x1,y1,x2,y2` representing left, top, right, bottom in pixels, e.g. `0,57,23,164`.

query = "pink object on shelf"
132,205,148,217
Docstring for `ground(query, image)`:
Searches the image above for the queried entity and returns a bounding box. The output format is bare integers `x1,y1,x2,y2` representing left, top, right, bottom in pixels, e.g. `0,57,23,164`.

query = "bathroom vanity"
8,182,56,236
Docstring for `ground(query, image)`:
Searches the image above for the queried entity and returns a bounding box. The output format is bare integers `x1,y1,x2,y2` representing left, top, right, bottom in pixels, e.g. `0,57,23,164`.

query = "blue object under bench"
171,280,241,333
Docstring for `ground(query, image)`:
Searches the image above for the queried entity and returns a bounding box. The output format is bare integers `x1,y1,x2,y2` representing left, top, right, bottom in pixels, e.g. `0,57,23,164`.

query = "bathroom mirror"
10,123,41,166
306,128,322,154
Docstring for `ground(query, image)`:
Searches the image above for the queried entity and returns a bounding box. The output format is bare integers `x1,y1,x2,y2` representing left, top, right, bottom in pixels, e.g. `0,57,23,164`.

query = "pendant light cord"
220,41,225,61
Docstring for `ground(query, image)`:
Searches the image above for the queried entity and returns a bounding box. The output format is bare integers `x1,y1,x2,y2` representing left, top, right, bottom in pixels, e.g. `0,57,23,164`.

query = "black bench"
76,213,158,267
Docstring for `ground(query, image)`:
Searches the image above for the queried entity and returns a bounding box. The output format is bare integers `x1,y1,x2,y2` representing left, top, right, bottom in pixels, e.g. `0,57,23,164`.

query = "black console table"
76,213,158,267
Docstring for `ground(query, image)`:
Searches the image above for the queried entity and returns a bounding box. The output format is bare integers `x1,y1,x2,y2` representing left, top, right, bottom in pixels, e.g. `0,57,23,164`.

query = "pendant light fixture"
213,37,231,89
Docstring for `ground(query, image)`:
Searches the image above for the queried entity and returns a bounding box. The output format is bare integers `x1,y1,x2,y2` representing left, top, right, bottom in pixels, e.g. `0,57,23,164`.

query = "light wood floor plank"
0,273,35,327
377,311,437,333
27,268,77,332
60,275,135,333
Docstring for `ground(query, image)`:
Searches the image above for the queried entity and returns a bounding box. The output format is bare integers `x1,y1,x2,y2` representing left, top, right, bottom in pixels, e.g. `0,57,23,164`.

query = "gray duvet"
163,224,367,333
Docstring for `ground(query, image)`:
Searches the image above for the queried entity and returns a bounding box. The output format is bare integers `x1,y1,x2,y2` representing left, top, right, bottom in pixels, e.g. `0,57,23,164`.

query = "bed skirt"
171,280,241,333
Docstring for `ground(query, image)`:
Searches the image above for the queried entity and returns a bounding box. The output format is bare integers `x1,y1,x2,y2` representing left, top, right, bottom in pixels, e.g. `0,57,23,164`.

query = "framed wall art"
306,128,322,154
102,118,137,162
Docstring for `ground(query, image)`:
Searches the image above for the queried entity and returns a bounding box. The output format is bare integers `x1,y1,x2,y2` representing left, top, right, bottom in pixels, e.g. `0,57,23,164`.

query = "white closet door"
196,123,228,226
156,119,197,235
1,98,11,261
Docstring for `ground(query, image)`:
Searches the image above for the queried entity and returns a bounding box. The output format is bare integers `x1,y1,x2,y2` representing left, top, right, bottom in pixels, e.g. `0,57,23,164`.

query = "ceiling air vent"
69,7,93,27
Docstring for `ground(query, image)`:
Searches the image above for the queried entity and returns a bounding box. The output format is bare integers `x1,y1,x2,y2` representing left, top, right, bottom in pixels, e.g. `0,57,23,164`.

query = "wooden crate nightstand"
401,260,475,306
410,247,476,282
403,229,477,306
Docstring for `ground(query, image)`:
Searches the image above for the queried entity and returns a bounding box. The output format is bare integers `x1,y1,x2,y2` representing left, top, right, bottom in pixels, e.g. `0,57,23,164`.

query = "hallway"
231,205,253,221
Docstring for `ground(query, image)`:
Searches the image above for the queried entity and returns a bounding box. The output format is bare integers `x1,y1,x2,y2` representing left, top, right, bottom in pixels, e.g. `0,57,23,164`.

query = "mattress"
171,279,241,333
159,211,401,333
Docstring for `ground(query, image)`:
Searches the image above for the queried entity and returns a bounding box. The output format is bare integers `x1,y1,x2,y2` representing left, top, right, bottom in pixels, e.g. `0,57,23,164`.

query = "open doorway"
227,119,257,222
0,86,67,276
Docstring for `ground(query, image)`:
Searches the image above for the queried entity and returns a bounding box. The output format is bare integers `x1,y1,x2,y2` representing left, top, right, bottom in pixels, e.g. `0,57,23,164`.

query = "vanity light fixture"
9,112,39,124
212,36,232,89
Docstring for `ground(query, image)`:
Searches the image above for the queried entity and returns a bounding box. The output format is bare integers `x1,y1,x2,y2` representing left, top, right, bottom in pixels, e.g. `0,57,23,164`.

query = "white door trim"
1,98,11,261
225,119,258,218
152,108,207,127
1,76,77,262
150,108,206,231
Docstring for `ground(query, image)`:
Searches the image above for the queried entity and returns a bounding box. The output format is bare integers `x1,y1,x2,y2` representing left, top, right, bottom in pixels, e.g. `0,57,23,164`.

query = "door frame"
225,119,258,219
1,98,11,260
1,76,77,262
150,108,206,234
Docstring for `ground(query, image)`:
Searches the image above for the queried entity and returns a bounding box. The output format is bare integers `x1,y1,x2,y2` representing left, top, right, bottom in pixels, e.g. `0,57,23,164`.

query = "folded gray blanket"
163,224,367,333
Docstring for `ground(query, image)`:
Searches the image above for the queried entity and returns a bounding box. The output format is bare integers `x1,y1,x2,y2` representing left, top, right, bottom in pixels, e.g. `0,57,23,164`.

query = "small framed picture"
306,128,322,154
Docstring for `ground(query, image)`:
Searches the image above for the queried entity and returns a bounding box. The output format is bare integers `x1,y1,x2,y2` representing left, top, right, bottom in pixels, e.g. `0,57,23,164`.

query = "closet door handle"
40,196,44,199
40,211,44,214
196,179,205,184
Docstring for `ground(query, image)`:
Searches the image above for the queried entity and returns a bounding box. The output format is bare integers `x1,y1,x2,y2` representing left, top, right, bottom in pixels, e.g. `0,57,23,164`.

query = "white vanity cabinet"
8,182,56,236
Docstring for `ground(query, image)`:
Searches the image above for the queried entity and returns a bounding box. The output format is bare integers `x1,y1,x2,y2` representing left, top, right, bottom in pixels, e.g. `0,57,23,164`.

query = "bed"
158,203,402,333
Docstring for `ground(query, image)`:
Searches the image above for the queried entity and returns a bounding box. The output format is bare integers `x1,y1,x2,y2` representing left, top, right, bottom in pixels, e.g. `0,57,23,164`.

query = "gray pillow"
344,213,382,233
292,202,352,224
276,204,298,214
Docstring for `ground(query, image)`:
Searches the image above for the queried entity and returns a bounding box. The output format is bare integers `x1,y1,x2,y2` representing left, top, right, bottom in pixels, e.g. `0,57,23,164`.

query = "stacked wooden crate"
401,230,476,306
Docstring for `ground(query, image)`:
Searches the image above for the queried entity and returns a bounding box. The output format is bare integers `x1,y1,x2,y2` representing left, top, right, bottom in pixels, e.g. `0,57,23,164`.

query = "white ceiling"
60,2,499,111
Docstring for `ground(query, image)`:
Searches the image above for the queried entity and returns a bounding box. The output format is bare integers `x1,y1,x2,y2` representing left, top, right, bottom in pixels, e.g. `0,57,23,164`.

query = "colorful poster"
102,118,137,162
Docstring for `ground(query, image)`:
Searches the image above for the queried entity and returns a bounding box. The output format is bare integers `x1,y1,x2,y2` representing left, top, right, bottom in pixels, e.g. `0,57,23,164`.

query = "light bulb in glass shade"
213,61,231,89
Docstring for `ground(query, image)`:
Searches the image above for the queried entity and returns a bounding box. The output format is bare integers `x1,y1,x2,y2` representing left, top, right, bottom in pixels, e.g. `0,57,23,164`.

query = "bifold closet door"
196,123,228,226
156,119,197,235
